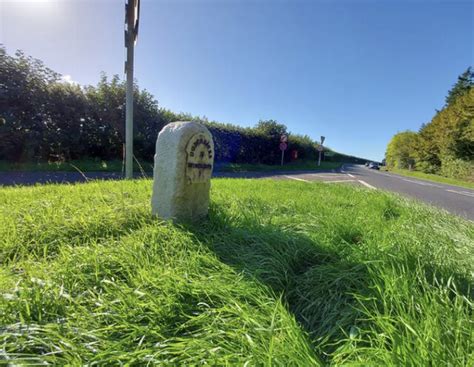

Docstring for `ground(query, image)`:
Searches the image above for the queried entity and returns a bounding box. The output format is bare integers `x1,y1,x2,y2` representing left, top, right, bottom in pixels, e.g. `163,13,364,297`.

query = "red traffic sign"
280,134,288,143
280,142,288,151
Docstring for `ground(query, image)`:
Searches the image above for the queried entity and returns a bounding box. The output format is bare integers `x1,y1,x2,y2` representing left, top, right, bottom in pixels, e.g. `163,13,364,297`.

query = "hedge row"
1,48,368,166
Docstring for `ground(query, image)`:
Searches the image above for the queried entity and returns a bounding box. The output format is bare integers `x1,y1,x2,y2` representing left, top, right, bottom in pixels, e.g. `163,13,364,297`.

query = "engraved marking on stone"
187,163,212,169
186,133,214,184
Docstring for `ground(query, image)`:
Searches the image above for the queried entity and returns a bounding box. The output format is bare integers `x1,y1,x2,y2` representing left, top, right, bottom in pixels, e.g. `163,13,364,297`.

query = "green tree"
386,68,473,179
0,47,60,161
417,88,473,172
254,120,288,138
385,131,420,169
44,82,88,160
445,67,473,106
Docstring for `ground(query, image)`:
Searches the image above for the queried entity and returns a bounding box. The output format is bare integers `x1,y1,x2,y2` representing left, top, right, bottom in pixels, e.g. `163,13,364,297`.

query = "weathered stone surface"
151,121,214,221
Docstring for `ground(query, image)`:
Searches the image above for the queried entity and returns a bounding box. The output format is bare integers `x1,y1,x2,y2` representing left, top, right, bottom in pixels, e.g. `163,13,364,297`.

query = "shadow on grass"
182,203,474,361
182,205,372,358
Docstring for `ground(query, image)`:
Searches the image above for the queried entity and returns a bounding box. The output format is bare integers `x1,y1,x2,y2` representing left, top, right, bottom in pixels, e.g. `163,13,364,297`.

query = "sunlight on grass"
0,179,472,365
218,161,341,172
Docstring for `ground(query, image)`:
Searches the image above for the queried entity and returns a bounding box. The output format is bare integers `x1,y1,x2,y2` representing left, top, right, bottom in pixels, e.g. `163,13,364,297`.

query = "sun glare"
6,0,59,16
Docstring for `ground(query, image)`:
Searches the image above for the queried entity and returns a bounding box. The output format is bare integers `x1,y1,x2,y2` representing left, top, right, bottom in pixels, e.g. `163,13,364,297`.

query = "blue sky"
1,0,473,161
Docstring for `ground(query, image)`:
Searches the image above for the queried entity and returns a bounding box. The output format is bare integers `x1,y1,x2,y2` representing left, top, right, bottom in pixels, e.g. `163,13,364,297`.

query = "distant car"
365,162,370,167
368,162,380,170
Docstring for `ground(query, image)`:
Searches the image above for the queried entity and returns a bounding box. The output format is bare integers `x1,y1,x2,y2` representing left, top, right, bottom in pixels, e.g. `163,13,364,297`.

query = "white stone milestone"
151,121,214,221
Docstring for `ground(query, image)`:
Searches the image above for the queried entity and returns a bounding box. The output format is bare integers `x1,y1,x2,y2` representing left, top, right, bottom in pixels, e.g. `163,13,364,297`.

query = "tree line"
0,47,366,167
385,68,474,180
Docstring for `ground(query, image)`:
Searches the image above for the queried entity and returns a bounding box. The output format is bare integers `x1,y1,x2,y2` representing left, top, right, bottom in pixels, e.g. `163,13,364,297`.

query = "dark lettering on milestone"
185,132,214,184
187,163,212,169
189,137,213,159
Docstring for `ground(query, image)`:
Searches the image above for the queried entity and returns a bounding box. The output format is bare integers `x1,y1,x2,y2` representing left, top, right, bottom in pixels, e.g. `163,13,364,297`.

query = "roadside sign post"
280,143,288,165
280,134,288,166
318,136,325,166
125,0,140,179
317,144,323,166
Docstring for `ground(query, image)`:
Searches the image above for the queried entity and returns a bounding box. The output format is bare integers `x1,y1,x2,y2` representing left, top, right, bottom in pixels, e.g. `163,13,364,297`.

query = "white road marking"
401,178,442,188
306,174,346,178
446,189,474,198
284,175,310,182
284,175,355,184
346,173,355,178
325,179,356,183
402,178,428,185
376,169,447,188
358,180,376,190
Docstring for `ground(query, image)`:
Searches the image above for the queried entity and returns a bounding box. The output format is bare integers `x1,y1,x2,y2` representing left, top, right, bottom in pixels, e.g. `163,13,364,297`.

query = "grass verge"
0,159,341,174
1,179,473,365
217,161,341,172
383,167,474,189
0,159,154,173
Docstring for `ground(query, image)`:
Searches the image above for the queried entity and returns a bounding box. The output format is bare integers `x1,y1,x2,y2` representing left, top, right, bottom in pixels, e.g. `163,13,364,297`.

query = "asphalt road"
341,164,474,220
276,164,474,220
0,165,473,220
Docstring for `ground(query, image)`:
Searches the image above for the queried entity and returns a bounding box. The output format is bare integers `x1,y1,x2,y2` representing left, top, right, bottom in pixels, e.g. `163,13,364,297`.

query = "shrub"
416,161,439,174
439,156,474,180
1,48,368,167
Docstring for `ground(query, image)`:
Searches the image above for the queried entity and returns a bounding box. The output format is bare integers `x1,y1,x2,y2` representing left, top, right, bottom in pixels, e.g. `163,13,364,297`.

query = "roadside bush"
415,161,439,174
205,122,317,165
440,156,474,180
1,47,369,167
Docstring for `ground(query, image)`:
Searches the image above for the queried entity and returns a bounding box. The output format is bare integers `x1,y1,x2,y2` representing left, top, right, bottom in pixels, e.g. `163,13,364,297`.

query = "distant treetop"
445,67,473,107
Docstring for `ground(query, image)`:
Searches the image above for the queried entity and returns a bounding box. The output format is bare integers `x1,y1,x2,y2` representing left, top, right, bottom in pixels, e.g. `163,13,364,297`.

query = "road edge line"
358,180,376,190
325,179,356,183
446,189,474,198
285,175,310,182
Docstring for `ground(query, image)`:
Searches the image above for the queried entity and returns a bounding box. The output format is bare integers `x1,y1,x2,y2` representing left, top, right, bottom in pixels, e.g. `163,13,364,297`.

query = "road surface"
278,164,474,221
344,164,474,220
0,165,472,220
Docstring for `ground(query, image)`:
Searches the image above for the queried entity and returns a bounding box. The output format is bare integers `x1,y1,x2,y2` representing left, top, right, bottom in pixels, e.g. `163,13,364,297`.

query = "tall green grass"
217,161,341,172
1,179,473,365
383,167,474,189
